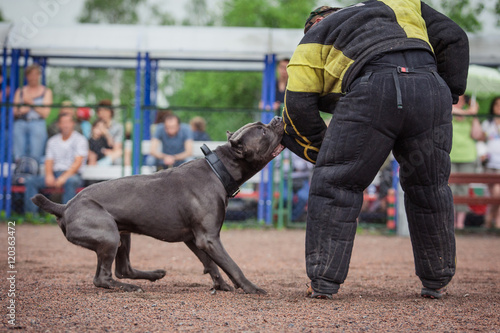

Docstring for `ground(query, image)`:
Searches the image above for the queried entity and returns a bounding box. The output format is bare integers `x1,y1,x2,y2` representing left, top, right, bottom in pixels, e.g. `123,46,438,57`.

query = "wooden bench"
10,185,84,194
449,173,500,205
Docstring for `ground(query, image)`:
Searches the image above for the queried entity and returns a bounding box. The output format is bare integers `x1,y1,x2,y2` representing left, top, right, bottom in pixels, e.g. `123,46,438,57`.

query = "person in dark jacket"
282,1,469,299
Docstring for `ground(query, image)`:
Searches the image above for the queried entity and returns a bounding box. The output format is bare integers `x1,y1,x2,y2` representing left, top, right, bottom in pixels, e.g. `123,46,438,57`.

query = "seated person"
87,119,115,165
96,99,123,165
287,151,313,221
24,113,88,214
47,101,82,138
77,107,93,139
149,114,193,168
190,116,211,141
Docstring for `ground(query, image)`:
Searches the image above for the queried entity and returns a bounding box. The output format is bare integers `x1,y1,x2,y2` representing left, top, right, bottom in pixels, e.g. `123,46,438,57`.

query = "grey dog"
32,117,284,294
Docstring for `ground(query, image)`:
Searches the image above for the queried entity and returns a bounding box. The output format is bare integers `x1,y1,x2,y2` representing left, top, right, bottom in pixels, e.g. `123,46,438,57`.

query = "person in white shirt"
24,113,88,214
480,96,500,229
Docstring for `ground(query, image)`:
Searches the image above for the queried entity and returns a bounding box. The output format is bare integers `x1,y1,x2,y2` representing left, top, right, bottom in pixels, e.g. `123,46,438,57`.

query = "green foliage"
440,0,484,32
182,0,218,26
78,0,147,24
169,71,262,140
174,0,318,131
170,71,262,108
497,1,500,26
221,0,317,28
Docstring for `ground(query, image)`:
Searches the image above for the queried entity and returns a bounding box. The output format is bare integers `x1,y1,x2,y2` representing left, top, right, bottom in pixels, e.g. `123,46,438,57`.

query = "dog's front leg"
193,233,266,295
184,240,233,291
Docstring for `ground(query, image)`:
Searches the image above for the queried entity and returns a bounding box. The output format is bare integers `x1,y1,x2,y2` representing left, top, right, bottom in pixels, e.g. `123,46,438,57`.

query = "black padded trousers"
306,54,456,294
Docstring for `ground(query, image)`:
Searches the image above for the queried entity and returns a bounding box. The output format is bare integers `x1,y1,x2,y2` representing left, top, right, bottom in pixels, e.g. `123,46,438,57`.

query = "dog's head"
226,116,284,169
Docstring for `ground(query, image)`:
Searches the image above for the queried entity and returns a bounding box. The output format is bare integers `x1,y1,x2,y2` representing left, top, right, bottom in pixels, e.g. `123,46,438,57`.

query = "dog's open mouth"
272,144,285,157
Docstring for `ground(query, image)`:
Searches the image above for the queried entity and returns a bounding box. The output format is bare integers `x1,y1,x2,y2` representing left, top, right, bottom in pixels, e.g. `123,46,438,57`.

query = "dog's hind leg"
65,214,144,292
184,240,233,291
115,233,166,281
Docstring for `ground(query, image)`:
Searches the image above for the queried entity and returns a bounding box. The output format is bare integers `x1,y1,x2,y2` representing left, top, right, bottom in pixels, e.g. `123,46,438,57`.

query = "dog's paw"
148,269,166,281
215,282,234,292
243,284,267,295
119,284,144,293
253,287,267,295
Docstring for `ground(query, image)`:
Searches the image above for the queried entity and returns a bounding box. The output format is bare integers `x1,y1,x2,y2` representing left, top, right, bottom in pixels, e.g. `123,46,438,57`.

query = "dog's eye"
261,128,267,136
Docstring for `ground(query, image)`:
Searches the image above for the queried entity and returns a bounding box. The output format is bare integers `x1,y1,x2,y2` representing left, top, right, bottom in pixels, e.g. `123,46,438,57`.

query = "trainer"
282,1,469,299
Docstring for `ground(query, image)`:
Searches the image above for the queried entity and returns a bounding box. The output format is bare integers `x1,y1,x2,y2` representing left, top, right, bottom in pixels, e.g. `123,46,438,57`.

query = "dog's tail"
31,194,65,218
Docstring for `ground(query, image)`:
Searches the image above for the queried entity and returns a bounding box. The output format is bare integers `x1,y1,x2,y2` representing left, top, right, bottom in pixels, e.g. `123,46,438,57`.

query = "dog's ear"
229,138,246,159
226,131,234,140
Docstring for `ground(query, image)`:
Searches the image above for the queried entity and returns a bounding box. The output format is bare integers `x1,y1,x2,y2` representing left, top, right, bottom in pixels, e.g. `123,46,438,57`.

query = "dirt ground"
1,224,499,332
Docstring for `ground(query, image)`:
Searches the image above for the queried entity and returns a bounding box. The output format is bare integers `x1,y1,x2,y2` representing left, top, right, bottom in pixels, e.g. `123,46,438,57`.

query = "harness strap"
393,69,403,109
201,144,240,198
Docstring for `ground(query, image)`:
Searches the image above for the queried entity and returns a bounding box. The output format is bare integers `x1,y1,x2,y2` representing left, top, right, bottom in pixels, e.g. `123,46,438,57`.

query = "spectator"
481,96,500,229
278,149,314,222
150,109,173,137
190,116,211,141
450,95,482,229
150,114,193,168
96,100,123,165
24,113,88,214
13,64,53,163
87,119,115,165
47,101,82,137
77,107,93,139
259,58,290,114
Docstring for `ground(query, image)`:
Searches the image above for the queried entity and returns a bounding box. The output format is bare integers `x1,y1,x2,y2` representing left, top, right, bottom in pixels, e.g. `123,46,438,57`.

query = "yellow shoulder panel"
287,43,353,95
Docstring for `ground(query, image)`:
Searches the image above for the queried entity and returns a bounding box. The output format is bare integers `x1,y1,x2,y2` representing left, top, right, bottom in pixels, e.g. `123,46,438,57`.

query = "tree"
78,0,147,24
172,0,317,108
334,0,499,32
49,0,174,124
182,0,218,26
168,0,318,139
221,0,317,28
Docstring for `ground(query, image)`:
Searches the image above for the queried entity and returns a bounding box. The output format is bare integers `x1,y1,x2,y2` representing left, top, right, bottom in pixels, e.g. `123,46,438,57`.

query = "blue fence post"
23,49,30,85
258,54,277,225
6,49,20,217
391,159,400,228
143,52,151,140
150,59,158,126
132,52,143,175
264,54,276,224
0,47,8,212
258,55,270,223
40,57,47,86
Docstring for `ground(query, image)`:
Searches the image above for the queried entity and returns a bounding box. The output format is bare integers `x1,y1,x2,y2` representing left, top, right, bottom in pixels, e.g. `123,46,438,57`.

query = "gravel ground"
1,224,499,332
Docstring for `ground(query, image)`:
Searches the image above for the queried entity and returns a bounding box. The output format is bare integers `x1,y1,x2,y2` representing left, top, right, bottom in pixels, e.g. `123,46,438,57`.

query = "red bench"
10,185,85,194
448,173,500,205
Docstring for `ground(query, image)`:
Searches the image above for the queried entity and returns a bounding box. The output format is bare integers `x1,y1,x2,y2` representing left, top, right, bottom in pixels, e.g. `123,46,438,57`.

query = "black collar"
201,144,240,198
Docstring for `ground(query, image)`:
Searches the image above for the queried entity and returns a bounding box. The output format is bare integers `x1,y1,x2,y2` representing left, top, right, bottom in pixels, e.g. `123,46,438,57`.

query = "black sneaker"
421,286,447,299
306,285,334,300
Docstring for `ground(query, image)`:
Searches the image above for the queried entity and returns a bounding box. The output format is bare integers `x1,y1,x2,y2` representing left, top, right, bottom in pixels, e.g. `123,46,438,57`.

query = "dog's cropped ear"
229,137,246,159
226,131,234,140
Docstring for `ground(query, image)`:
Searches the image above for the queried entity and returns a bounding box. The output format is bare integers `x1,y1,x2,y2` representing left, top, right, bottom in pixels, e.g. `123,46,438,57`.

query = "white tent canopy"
1,22,499,70
0,23,303,71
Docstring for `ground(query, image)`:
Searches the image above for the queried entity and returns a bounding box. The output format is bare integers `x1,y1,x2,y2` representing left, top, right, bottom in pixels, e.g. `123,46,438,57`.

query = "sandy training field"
1,224,499,332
